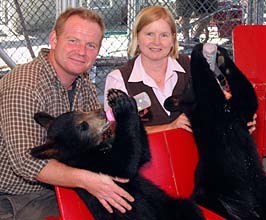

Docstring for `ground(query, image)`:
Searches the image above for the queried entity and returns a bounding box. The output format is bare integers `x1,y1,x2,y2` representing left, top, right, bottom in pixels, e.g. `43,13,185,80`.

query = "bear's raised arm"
107,89,151,178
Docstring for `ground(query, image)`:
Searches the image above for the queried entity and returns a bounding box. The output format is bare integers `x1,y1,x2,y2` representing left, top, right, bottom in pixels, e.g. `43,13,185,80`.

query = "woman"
104,5,192,133
104,5,256,134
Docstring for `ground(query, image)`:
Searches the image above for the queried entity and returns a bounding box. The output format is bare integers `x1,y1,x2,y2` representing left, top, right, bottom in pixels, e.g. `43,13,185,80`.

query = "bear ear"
34,112,55,129
31,141,59,160
164,95,180,112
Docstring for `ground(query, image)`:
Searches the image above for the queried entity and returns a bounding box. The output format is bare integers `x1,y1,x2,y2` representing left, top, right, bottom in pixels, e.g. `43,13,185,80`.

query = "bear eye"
79,121,89,131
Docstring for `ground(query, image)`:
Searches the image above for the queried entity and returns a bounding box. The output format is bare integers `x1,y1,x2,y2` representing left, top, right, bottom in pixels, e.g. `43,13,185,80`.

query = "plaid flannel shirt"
0,48,101,194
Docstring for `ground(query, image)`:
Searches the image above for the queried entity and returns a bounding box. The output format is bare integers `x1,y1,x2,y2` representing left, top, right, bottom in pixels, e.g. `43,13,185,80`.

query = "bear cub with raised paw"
31,88,204,220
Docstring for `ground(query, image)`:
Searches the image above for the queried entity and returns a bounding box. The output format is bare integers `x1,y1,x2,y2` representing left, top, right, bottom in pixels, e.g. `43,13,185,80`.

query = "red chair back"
233,25,266,81
141,129,198,198
233,25,266,158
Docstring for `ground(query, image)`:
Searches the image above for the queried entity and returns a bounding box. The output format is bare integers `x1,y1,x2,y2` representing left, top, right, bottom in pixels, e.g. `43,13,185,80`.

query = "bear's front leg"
107,89,149,178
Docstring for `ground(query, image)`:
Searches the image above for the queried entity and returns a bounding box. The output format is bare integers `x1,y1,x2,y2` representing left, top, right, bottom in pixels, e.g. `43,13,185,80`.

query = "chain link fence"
0,0,265,102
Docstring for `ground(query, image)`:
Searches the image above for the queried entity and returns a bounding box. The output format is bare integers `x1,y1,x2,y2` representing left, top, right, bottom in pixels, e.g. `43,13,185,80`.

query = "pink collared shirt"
104,55,186,115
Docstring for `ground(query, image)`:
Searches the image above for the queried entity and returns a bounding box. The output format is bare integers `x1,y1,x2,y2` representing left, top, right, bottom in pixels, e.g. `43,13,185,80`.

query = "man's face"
50,15,103,77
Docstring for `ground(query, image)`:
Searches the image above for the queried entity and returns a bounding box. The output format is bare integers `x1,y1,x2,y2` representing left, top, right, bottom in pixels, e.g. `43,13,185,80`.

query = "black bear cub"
31,89,203,220
165,44,266,220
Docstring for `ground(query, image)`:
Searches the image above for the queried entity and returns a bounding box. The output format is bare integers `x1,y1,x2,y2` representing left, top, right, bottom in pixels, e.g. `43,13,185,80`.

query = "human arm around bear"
36,159,134,214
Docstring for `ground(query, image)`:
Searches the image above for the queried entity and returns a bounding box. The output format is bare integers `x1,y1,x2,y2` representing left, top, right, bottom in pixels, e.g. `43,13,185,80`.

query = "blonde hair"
53,7,105,42
128,5,179,58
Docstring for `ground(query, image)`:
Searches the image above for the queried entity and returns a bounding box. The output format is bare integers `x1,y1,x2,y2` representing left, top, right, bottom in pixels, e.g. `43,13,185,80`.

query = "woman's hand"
169,113,192,132
248,113,257,134
145,113,192,134
83,172,134,214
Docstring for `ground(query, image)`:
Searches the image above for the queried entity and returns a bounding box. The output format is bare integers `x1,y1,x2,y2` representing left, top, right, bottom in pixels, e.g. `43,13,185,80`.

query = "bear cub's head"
31,110,113,163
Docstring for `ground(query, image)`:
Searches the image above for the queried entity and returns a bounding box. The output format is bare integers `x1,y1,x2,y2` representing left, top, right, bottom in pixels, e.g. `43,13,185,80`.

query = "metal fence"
0,0,265,101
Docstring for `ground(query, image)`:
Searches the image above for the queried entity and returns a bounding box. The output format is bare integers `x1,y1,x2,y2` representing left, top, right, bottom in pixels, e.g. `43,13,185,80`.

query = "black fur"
30,89,204,220
166,43,266,220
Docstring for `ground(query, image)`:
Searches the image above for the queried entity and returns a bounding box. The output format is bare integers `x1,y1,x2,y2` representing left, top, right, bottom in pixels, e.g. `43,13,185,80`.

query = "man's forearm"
36,159,89,188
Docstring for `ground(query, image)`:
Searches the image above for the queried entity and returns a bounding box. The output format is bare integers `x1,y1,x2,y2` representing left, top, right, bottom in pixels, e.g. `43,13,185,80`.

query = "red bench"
46,128,224,220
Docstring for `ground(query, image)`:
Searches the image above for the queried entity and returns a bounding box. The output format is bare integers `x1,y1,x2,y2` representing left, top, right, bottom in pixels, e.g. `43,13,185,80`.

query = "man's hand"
37,160,134,214
83,172,134,213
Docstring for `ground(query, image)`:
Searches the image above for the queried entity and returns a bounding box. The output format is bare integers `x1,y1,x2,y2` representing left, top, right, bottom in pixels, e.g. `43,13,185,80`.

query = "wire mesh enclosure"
0,0,265,101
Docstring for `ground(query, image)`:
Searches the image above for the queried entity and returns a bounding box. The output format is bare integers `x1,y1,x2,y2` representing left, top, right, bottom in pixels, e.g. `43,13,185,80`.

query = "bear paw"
107,89,137,119
107,88,128,106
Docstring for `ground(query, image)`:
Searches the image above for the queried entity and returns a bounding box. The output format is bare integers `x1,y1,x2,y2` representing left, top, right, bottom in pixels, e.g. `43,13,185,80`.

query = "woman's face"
137,18,174,62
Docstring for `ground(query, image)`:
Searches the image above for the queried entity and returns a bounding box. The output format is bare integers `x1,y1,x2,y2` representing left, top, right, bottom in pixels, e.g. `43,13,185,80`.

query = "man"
0,8,133,220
